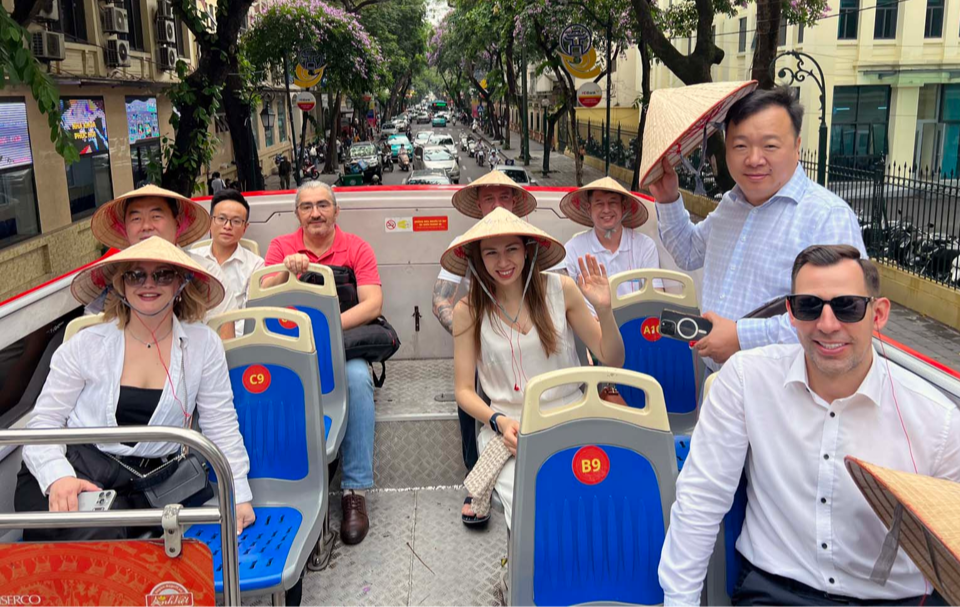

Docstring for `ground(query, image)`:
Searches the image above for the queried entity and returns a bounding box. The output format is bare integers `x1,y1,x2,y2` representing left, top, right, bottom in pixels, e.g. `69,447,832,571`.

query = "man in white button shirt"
558,177,660,313
90,185,239,339
659,244,959,606
191,189,265,336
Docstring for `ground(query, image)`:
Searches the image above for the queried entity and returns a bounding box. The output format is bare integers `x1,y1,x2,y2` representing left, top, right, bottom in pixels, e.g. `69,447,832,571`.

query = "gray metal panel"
0,447,21,542
247,291,348,463
224,343,328,596
509,420,678,606
704,524,733,606
613,301,706,434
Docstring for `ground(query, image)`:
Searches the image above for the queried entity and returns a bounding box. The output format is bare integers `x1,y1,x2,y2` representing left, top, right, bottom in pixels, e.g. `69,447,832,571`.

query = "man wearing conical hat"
90,184,239,339
431,170,537,484
641,85,865,370
659,245,960,606
559,177,661,315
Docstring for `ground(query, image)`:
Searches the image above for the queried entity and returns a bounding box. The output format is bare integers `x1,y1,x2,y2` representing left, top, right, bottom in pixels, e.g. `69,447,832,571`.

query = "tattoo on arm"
432,280,458,335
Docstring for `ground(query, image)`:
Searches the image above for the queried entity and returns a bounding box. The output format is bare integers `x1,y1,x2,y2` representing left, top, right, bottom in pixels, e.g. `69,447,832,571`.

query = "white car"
493,165,539,186
416,145,460,184
414,131,434,149
428,134,458,158
381,122,398,137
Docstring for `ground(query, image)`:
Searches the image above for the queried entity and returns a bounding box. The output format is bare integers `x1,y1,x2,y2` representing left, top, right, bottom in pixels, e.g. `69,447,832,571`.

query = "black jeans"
15,445,162,542
733,558,947,606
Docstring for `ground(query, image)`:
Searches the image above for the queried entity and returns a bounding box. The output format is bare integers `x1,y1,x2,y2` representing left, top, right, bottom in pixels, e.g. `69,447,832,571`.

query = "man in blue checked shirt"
648,86,866,369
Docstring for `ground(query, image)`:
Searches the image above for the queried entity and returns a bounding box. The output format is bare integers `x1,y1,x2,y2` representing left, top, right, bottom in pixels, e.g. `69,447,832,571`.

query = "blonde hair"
101,262,208,328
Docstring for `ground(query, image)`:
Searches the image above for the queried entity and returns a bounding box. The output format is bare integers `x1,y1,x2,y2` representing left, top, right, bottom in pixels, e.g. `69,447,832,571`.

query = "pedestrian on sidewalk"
278,155,292,190
641,83,866,369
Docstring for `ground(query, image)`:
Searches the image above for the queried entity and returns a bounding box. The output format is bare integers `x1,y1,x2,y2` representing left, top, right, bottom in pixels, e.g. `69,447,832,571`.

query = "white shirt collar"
588,227,629,255
783,345,885,408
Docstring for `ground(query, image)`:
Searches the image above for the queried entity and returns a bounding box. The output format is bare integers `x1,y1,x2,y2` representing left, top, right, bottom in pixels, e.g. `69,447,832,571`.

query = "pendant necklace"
127,326,172,349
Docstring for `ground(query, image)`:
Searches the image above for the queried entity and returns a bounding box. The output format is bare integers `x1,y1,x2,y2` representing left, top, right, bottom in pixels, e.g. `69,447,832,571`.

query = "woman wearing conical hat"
443,208,624,528
15,237,255,540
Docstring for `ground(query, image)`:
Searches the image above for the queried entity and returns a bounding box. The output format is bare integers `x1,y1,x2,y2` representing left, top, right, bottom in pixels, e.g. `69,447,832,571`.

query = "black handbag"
141,453,214,509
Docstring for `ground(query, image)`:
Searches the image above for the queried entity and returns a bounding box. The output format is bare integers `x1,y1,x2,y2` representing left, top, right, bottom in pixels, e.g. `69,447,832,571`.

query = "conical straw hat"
846,456,960,605
440,207,565,276
71,236,225,312
91,184,212,250
639,80,758,188
559,177,650,229
451,170,537,219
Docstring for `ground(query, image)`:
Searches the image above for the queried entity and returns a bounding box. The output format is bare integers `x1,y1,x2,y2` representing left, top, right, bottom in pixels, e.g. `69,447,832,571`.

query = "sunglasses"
786,295,874,323
121,268,181,287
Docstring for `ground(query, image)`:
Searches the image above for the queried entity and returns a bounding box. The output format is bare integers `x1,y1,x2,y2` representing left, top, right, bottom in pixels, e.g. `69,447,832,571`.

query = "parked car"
403,169,452,185
493,165,539,186
388,134,413,158
345,141,382,183
432,116,447,128
415,145,460,183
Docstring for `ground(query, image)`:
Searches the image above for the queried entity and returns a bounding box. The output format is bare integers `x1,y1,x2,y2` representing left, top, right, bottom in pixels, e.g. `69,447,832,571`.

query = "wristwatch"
489,412,505,435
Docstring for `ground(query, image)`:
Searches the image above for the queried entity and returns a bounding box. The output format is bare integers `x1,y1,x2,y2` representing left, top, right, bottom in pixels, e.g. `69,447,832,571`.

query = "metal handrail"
0,427,240,606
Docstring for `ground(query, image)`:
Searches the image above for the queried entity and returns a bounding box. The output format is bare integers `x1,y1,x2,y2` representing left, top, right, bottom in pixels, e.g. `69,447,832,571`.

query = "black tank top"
117,386,162,447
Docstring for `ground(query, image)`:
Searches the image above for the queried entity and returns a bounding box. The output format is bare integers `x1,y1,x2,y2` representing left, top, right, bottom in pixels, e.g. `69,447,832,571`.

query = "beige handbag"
464,434,512,518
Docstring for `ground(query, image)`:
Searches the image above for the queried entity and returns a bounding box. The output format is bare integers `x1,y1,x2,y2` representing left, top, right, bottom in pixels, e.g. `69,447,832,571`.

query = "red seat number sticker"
242,364,271,394
572,445,610,485
641,317,661,342
278,306,300,329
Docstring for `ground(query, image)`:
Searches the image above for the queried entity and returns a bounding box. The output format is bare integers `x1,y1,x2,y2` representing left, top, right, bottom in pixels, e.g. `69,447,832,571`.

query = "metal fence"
801,150,960,288
576,119,641,171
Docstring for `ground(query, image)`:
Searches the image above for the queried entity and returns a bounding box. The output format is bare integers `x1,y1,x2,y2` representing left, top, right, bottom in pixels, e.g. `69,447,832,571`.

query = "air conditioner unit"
158,45,177,70
106,36,130,67
32,30,65,61
36,0,59,22
156,0,173,20
157,18,177,44
101,6,128,33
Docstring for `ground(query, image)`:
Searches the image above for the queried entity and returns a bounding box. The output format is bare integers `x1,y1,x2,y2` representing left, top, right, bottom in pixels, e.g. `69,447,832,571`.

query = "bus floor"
242,487,509,606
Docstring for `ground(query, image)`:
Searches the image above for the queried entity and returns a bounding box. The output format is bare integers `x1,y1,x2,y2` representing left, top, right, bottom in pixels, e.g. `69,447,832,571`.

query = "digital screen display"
126,97,160,145
60,98,109,155
0,103,33,169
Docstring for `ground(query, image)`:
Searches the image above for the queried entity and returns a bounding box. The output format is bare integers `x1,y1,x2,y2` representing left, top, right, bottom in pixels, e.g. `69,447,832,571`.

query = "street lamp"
260,103,276,131
770,51,827,186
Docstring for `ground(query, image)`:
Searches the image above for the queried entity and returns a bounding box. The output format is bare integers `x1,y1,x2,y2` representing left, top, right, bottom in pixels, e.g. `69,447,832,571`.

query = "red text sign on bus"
572,445,610,485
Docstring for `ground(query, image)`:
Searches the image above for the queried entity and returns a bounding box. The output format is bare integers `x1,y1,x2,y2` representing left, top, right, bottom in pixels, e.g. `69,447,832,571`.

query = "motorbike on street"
398,150,411,172
382,152,394,172
476,146,485,167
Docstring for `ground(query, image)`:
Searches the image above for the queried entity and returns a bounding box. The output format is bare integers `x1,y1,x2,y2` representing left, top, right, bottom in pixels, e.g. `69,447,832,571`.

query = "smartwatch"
489,412,505,435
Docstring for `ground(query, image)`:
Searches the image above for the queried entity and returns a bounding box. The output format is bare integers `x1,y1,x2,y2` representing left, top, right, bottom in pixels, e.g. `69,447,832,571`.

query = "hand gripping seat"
675,375,748,607
509,367,677,606
582,269,707,434
246,263,347,463
185,308,327,604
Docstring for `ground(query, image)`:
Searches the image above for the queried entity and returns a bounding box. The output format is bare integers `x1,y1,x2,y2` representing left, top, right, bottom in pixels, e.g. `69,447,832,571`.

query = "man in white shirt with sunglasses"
660,244,960,606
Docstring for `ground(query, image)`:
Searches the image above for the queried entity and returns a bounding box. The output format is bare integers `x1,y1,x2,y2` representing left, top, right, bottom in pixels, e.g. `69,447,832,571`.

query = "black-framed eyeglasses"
121,268,181,287
212,215,246,228
786,295,874,323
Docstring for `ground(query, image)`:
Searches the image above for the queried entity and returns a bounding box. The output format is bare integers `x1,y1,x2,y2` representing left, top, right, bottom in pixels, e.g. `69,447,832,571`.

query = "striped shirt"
657,164,866,368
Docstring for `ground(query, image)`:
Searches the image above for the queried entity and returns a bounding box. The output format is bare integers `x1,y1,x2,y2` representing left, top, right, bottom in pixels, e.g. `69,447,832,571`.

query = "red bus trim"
874,330,960,379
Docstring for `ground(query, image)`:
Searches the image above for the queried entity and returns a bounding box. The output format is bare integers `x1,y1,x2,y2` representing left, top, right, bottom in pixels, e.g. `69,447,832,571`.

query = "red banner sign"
413,216,448,232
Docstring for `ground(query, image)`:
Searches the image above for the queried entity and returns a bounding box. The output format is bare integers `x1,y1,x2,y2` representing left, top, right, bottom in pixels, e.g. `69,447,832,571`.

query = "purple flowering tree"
245,0,383,173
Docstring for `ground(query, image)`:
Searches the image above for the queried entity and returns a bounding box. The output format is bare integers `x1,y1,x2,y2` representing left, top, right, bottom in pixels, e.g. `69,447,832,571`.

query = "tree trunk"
222,63,262,191
542,101,566,175
323,90,343,174
751,0,780,88
632,42,652,191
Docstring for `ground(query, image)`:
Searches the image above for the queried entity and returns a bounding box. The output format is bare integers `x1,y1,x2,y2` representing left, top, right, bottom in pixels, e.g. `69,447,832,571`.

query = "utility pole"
604,18,612,176
521,43,530,165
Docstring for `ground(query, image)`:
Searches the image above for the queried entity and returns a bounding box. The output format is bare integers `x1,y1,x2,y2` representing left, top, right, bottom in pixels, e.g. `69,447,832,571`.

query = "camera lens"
661,320,676,332
678,318,699,340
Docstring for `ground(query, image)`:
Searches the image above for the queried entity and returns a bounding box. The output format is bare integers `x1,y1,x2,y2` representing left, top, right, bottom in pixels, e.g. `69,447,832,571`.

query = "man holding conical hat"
559,177,661,315
432,170,537,485
90,184,239,339
659,244,960,606
641,84,865,370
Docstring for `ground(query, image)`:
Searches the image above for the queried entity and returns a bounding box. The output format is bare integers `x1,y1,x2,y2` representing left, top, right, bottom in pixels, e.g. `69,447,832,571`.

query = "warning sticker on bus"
242,364,271,394
385,216,448,233
572,445,610,485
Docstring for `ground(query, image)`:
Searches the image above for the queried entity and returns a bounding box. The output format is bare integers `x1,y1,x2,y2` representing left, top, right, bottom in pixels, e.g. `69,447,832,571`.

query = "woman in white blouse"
15,236,255,540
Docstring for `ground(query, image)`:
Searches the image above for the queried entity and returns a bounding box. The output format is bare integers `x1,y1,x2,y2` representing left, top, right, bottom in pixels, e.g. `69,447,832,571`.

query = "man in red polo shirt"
263,181,382,546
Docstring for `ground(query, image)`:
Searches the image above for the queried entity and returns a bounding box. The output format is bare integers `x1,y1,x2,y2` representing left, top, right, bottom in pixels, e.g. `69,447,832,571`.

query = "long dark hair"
459,237,559,359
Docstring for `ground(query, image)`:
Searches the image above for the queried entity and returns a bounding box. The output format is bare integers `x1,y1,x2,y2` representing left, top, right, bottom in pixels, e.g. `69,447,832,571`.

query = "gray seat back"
246,264,347,462
509,367,677,606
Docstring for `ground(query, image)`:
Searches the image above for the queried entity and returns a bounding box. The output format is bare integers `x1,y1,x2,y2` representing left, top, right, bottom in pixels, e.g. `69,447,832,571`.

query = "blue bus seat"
510,367,678,606
187,307,328,601
581,269,706,434
246,263,347,463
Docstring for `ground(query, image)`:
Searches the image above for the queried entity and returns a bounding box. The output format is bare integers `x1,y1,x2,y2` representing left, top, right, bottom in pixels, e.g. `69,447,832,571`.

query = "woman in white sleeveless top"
442,208,625,528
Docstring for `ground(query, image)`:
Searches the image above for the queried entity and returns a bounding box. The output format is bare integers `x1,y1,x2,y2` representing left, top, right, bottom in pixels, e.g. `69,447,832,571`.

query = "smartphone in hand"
77,489,117,512
659,309,713,342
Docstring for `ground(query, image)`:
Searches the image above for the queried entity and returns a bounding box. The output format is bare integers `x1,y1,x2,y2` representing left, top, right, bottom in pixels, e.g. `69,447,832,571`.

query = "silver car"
416,146,460,184
493,165,539,186
428,134,458,158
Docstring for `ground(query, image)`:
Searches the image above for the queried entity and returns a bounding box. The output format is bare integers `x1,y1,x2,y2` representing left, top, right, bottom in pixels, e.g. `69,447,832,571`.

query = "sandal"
461,496,490,529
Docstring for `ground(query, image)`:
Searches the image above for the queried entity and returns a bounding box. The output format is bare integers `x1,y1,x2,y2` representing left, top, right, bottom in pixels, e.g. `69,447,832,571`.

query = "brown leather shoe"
340,492,369,545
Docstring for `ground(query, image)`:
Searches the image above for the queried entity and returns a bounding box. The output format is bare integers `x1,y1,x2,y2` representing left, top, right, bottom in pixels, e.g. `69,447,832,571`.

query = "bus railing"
0,426,240,606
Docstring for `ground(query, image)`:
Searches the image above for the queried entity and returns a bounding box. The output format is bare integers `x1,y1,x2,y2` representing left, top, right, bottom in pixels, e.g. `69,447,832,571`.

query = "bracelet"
489,412,504,435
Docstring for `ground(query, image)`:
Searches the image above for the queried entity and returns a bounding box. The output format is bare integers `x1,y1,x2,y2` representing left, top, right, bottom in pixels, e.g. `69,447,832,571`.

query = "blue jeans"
341,359,375,489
